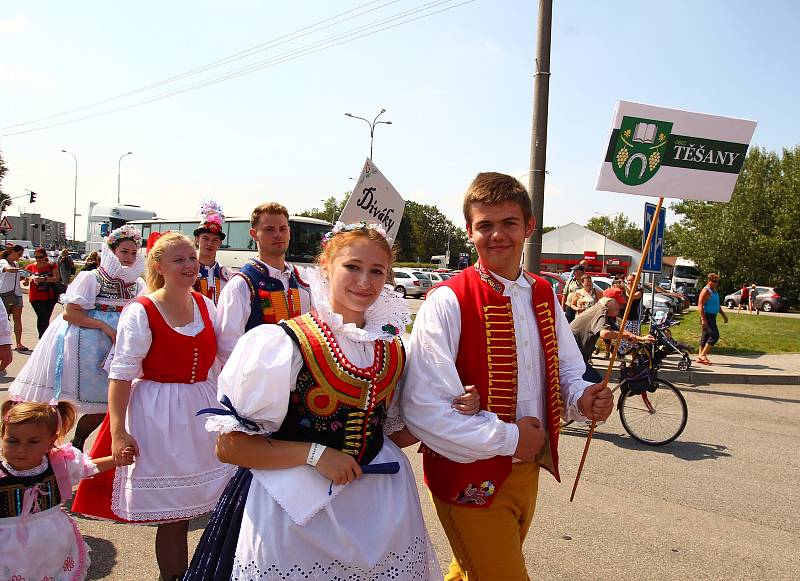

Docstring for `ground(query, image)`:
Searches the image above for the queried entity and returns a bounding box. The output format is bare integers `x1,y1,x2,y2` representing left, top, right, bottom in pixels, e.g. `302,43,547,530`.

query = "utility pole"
523,0,553,274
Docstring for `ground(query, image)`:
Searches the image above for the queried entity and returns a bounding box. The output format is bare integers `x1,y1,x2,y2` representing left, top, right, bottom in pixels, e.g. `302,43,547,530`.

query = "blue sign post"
642,202,666,274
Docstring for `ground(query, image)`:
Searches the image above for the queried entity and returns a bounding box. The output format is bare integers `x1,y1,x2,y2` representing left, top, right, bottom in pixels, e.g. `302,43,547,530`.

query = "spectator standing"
571,274,602,316
0,245,29,352
23,248,60,337
57,248,76,292
748,283,759,315
83,251,100,272
697,273,728,365
737,283,750,313
562,261,587,322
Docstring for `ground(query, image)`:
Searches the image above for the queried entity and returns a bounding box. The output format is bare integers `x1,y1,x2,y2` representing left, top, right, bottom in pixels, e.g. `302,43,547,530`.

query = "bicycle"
615,343,688,446
566,340,688,446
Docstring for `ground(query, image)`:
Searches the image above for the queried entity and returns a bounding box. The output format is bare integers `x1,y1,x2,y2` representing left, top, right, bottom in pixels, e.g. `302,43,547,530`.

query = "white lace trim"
100,244,146,284
231,535,438,580
204,415,266,435
1,457,48,476
304,267,411,343
382,413,405,436
111,463,235,522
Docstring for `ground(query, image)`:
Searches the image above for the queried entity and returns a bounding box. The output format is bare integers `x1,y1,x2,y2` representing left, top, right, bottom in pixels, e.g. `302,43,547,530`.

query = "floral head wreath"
105,224,142,249
193,200,226,240
321,221,389,248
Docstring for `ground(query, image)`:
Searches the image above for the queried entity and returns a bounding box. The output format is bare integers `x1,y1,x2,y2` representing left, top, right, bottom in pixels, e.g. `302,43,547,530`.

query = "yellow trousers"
432,462,540,581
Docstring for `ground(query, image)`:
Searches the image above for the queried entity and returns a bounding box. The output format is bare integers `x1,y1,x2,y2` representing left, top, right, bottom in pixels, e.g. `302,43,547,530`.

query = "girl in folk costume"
193,200,232,305
9,226,146,451
0,399,132,581
186,223,479,580
71,232,234,581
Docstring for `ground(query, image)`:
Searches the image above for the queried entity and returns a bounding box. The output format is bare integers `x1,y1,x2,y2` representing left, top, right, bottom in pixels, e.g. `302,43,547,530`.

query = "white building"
540,222,643,276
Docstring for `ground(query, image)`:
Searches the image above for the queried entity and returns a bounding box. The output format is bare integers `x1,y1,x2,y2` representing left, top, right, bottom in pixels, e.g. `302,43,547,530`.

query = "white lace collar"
1,457,48,477
304,267,410,342
100,245,145,284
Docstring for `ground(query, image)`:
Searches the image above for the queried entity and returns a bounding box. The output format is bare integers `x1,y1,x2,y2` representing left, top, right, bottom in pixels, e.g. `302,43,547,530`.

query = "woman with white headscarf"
9,225,147,449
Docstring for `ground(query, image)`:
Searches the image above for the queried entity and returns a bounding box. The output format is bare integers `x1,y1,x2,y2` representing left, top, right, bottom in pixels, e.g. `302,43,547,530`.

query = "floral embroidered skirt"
0,508,90,581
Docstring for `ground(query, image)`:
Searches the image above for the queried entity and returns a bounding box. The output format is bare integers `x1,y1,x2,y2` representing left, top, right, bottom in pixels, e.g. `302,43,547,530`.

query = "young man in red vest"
402,172,613,580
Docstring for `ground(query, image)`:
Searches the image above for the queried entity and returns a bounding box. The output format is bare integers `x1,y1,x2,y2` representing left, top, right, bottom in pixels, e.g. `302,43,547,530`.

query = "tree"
670,146,800,300
298,193,350,223
585,214,643,249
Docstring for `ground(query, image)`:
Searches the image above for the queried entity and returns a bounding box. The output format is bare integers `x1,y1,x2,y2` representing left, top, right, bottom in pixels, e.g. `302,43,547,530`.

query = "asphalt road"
2,298,798,580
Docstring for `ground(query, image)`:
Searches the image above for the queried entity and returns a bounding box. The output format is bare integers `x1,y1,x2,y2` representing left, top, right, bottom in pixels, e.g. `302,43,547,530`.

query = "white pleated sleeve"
62,271,100,309
206,324,303,435
108,302,152,381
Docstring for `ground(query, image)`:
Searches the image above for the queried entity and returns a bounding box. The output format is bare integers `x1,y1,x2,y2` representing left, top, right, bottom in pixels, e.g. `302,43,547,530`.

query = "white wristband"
306,442,326,467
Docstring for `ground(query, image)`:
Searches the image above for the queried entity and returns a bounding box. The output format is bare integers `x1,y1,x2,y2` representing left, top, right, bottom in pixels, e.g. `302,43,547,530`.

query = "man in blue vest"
215,202,312,366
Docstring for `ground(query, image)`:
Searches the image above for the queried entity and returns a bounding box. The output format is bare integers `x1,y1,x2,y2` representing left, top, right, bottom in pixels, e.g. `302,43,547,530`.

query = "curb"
590,364,800,386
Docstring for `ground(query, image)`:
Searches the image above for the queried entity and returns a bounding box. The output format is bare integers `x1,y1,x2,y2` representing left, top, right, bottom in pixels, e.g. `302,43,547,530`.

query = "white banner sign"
338,159,405,241
595,100,757,202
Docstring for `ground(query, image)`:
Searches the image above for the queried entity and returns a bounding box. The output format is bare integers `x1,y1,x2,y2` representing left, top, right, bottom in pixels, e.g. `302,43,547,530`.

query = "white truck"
671,257,700,292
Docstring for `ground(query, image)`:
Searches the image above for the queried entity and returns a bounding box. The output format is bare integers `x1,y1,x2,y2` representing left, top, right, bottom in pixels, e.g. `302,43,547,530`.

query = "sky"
1,0,798,241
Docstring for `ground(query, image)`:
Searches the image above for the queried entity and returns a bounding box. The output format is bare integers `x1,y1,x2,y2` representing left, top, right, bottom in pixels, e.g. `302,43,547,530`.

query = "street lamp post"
117,151,133,204
344,108,392,161
61,149,78,245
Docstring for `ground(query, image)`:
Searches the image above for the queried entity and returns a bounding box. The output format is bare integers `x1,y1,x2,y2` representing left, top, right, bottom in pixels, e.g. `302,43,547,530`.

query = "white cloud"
0,14,30,35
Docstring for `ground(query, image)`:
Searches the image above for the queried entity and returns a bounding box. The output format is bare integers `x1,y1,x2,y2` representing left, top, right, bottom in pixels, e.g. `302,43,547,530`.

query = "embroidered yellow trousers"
432,462,540,581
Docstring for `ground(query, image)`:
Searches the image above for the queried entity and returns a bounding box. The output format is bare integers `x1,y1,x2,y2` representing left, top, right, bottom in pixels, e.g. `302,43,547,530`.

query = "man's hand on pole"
577,383,614,422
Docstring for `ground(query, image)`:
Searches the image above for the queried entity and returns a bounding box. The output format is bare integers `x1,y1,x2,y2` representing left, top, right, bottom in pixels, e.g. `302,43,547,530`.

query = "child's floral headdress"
105,224,142,249
193,200,226,240
321,221,389,248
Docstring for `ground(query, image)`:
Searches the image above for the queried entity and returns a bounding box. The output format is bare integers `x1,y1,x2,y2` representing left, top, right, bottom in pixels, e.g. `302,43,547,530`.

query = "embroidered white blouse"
401,269,592,464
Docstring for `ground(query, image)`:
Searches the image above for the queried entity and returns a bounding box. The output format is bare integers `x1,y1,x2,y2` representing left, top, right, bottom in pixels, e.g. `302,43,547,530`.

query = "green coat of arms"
612,116,673,185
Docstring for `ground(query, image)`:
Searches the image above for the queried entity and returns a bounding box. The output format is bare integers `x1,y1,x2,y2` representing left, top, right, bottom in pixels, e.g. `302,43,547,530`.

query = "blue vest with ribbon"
236,260,307,331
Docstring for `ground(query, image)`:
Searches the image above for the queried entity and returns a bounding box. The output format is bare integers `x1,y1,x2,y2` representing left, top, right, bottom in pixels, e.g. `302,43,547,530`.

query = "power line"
1,0,400,132
1,0,475,138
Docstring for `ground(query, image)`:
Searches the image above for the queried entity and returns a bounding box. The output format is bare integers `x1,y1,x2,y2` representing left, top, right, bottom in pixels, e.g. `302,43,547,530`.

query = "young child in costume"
193,200,232,305
186,222,478,580
71,232,234,581
9,225,146,450
0,399,131,581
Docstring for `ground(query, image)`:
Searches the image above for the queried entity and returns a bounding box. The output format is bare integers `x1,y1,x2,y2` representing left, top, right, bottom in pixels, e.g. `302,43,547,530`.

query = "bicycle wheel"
618,379,687,446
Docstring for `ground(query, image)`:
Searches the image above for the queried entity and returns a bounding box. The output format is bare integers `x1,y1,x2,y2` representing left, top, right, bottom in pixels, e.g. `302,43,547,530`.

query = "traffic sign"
0,217,13,232
642,202,665,273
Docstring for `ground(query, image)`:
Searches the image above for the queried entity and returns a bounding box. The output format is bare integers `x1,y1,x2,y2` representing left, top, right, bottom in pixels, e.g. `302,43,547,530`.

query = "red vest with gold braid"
422,263,563,508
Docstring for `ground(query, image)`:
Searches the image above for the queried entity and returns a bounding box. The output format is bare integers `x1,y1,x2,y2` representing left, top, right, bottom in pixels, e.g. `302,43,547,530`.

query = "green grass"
648,311,800,355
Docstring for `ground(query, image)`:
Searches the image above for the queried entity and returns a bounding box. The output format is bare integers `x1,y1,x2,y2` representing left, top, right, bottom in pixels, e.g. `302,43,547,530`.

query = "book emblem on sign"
612,116,673,186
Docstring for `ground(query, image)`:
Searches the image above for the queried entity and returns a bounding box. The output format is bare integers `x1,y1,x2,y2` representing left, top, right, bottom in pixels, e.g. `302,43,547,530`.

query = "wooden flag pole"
570,196,664,502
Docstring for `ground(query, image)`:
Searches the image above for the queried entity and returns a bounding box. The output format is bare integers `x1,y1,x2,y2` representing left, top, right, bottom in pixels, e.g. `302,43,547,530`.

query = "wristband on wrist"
306,442,326,467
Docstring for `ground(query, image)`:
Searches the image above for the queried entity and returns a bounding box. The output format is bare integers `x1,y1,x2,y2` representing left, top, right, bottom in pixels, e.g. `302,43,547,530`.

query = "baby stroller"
647,310,692,371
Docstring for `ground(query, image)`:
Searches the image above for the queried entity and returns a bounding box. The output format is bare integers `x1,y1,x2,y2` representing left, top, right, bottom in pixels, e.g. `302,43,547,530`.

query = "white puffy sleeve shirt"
401,274,591,464
62,271,100,309
207,313,402,436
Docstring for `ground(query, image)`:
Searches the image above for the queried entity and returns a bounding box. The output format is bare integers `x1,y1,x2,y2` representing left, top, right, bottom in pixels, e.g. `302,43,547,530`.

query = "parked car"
426,272,451,285
723,286,790,312
659,277,672,289
392,268,432,298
